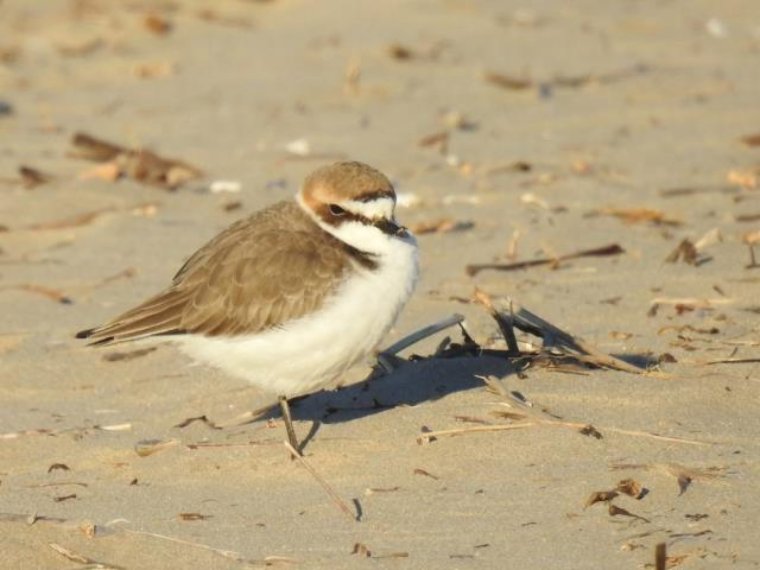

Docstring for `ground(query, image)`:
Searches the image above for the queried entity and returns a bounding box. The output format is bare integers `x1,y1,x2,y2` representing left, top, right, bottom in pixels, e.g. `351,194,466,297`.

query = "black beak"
374,218,408,237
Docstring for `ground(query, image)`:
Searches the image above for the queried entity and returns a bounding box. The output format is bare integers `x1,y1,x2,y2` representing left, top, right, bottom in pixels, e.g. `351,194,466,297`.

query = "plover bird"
77,161,419,453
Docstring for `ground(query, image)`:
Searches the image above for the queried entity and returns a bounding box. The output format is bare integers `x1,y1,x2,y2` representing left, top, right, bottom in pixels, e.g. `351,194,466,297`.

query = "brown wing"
78,205,352,345
176,228,350,336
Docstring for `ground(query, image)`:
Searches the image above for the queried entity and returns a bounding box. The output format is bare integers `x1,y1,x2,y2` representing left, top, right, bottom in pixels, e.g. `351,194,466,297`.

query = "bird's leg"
278,395,301,456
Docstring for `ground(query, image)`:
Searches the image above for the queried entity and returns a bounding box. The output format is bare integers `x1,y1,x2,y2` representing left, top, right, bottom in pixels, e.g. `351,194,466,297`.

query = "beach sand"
1,1,759,568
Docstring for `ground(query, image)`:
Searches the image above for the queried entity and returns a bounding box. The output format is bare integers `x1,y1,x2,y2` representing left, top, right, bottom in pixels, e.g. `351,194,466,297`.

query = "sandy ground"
2,1,760,568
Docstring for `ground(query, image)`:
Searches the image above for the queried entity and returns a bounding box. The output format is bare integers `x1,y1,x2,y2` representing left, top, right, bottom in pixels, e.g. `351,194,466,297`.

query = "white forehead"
341,196,395,220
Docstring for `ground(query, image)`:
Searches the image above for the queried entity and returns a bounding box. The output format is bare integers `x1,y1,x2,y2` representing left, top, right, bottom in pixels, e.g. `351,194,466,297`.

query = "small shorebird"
77,161,419,453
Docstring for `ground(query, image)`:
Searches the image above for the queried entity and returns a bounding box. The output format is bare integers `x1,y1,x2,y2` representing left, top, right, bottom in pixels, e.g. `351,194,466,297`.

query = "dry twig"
466,243,624,276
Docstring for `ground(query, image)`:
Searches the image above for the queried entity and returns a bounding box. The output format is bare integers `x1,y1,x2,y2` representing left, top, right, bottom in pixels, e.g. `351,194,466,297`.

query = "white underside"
175,226,418,397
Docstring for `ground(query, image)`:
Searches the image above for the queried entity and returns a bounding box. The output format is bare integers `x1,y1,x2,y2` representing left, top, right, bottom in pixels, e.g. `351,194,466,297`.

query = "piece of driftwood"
373,287,649,377
475,289,646,375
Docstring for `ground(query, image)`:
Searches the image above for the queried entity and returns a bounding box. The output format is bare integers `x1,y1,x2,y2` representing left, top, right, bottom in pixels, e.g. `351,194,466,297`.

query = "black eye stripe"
333,209,370,225
319,203,367,224
318,204,401,236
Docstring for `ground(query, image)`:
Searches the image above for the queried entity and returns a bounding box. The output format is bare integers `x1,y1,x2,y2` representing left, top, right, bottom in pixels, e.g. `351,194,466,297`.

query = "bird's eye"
329,204,346,216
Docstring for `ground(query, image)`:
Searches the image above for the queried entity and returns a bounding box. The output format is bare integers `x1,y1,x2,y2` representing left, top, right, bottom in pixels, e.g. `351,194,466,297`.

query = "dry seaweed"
70,132,202,190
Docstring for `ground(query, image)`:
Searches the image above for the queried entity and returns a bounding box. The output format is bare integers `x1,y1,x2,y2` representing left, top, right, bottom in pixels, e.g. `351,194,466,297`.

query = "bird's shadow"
252,354,516,449
234,349,653,453
302,354,514,421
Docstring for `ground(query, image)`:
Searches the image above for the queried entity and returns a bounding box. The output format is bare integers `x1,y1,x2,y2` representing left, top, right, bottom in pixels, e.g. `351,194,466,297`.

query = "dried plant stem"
473,290,520,355
3,512,286,566
417,420,712,446
650,297,734,308
121,528,247,563
49,543,125,569
593,426,712,446
284,441,357,522
702,357,760,365
417,423,535,442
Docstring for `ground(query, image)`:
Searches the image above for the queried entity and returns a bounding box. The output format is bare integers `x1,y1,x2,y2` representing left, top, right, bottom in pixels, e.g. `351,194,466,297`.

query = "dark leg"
278,395,301,456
